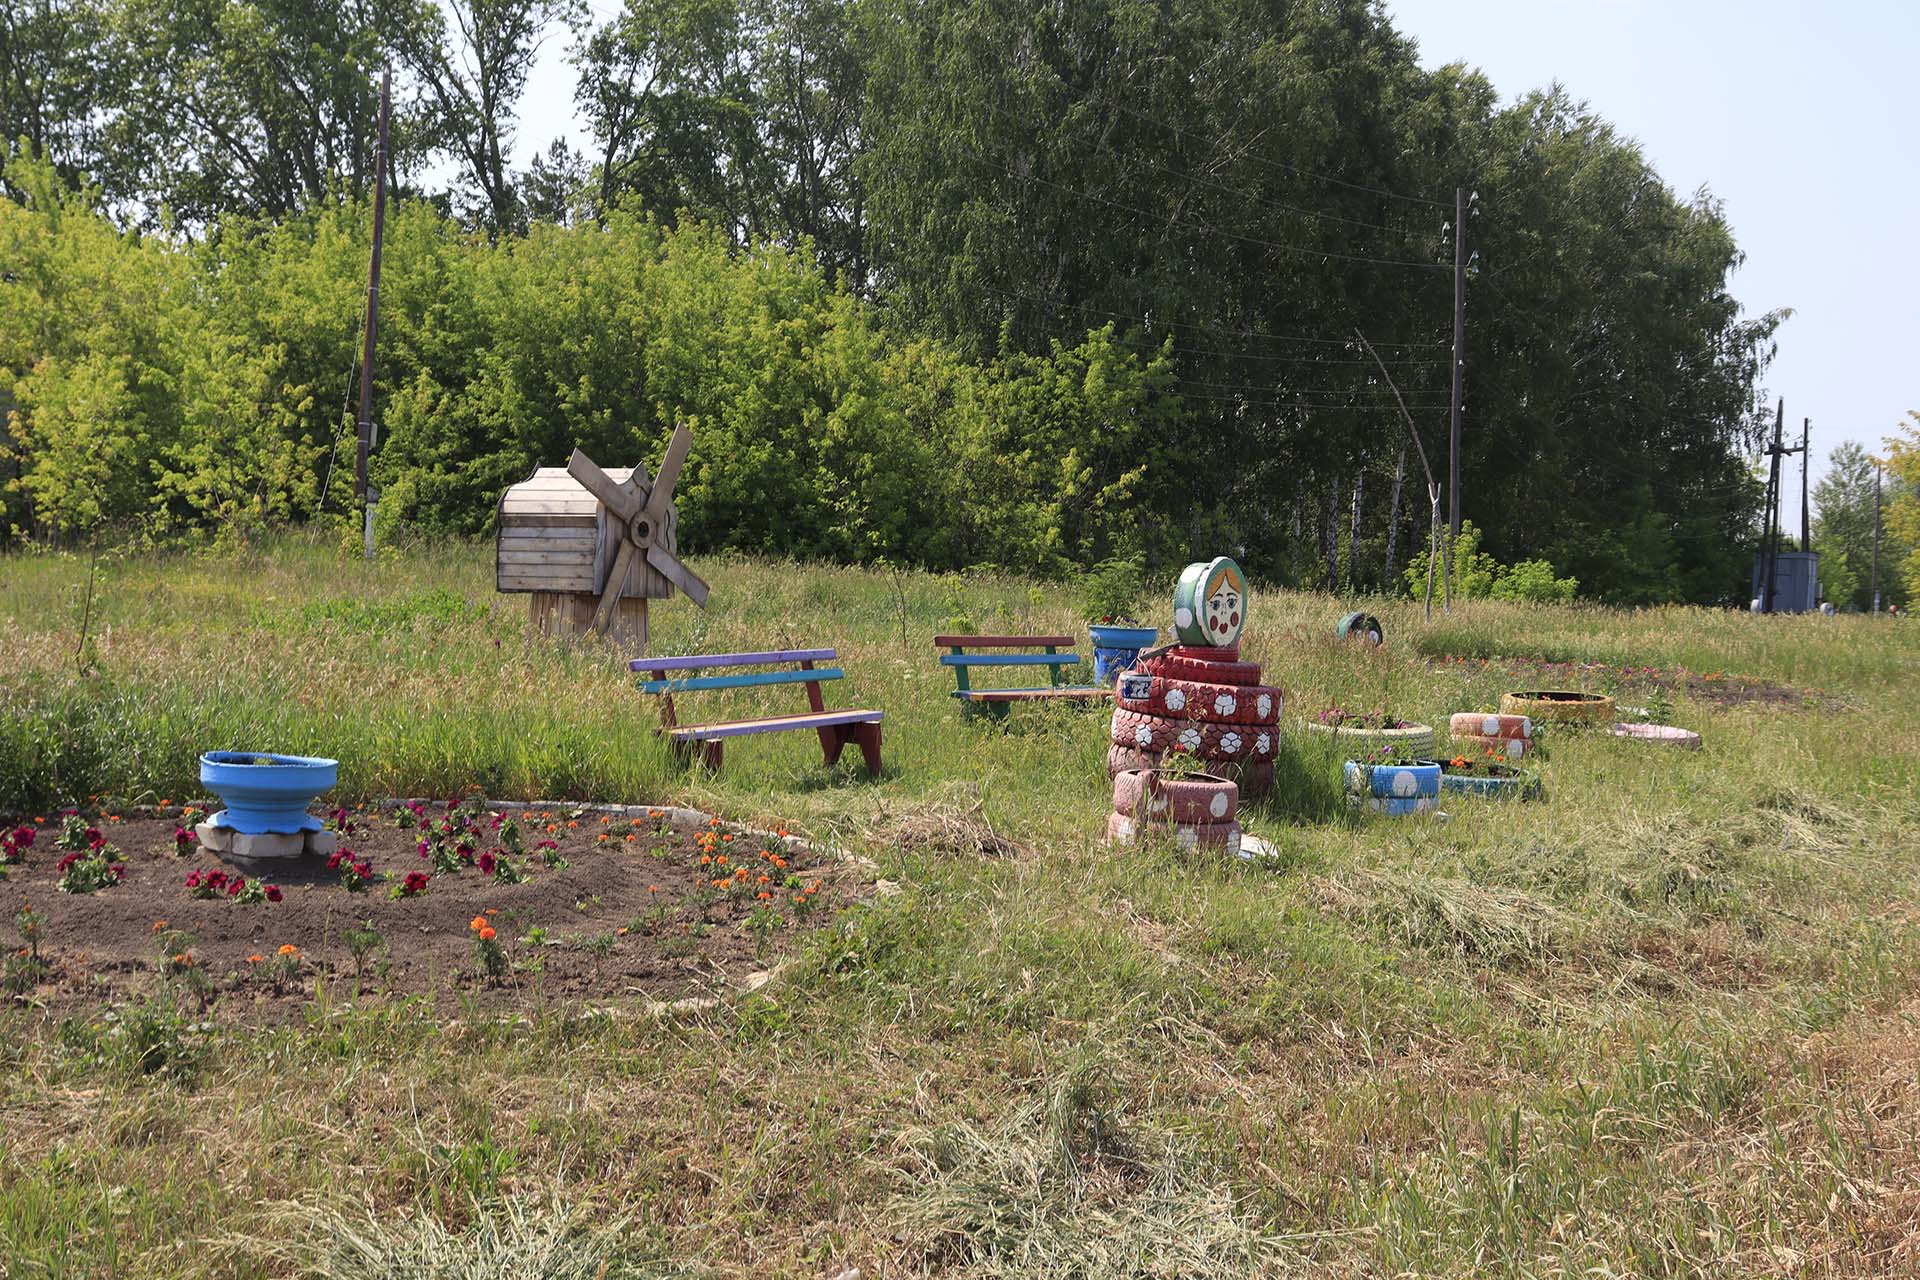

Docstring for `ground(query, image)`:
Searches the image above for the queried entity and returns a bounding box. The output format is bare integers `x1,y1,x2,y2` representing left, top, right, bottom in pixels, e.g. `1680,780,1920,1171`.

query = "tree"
1881,413,1920,606
0,0,116,193
390,0,583,233
1813,442,1894,610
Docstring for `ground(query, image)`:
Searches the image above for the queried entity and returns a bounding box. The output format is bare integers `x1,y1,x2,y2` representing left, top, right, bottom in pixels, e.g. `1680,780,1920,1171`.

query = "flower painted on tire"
1165,688,1187,712
1177,727,1202,751
1255,732,1271,756
1213,693,1237,717
1219,730,1243,755
1135,724,1155,747
1256,693,1272,718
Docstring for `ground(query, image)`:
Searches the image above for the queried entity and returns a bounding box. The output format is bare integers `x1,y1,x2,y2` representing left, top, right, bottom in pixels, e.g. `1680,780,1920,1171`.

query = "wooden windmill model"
495,422,710,651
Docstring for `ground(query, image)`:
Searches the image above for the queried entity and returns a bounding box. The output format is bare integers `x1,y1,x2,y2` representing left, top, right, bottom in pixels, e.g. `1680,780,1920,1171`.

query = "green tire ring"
1173,556,1248,647
1335,611,1384,645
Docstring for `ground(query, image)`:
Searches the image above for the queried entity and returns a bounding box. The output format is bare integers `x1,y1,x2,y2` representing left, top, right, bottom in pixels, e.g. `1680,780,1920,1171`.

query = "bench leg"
851,722,883,774
818,724,848,767
673,739,721,771
699,740,724,771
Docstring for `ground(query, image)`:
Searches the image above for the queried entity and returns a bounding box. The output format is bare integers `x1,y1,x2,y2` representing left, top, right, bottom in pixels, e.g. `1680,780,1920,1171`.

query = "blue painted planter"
198,752,338,834
1089,624,1158,684
1343,759,1442,800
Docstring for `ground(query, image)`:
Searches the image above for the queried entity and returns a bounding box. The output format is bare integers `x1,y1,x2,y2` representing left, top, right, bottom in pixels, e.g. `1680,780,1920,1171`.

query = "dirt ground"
0,800,869,1022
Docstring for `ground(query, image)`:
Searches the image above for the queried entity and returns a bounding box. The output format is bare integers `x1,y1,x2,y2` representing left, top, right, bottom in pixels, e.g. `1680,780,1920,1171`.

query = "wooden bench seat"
934,634,1111,719
631,648,882,772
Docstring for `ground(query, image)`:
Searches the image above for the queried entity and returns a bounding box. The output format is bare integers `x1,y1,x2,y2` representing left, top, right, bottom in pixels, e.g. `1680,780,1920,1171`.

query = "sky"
507,0,1919,513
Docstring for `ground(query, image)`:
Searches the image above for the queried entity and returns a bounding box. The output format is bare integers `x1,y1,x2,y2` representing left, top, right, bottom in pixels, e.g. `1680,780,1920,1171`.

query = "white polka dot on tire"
1209,792,1228,818
1482,714,1501,736
1392,769,1418,797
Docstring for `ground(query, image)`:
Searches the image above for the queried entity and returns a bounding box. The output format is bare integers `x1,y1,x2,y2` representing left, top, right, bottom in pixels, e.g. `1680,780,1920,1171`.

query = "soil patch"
1430,654,1825,709
0,800,870,1023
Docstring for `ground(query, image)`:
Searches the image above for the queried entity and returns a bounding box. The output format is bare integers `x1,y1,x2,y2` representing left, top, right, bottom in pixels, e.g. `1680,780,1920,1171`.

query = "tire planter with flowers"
1115,675,1282,725
1452,731,1533,761
1106,811,1242,853
1342,759,1442,800
1105,746,1274,796
1112,767,1239,825
1136,646,1265,687
1361,795,1439,817
1499,691,1615,727
1448,711,1533,742
1304,717,1434,761
1111,709,1271,762
1438,758,1542,801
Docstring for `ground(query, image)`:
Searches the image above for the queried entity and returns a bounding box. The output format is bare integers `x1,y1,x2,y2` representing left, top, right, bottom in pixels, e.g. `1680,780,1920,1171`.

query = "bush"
1405,521,1578,603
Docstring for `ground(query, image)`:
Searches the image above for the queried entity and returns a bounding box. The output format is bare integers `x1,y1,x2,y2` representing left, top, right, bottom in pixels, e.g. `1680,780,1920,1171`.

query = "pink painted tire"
1451,731,1532,761
1448,712,1533,741
1138,647,1264,687
1112,768,1239,824
1117,676,1281,725
1610,722,1702,750
1106,746,1274,798
1107,811,1242,852
1110,709,1272,762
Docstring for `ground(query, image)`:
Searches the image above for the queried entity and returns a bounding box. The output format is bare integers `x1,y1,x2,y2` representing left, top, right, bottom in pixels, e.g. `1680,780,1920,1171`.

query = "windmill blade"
647,544,710,608
642,421,692,523
568,448,643,522
594,539,638,632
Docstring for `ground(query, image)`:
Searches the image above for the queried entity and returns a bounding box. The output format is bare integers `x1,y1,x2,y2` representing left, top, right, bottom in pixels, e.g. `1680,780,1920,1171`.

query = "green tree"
1881,414,1920,606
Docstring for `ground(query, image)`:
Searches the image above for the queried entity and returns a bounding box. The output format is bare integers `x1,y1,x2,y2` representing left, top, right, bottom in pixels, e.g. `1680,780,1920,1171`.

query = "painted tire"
1106,747,1274,798
1343,760,1442,798
1116,676,1281,725
1138,647,1263,687
1500,691,1615,726
1107,811,1242,853
1302,720,1434,760
1448,712,1532,741
1451,731,1532,761
1439,769,1537,800
1336,611,1385,645
1112,768,1239,824
1610,722,1702,750
1361,795,1439,817
1172,557,1248,647
1111,710,1271,761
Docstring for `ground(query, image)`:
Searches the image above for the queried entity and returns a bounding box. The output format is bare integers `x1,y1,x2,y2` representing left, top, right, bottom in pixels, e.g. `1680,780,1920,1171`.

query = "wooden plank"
932,634,1075,649
952,687,1110,701
668,709,883,741
498,513,595,530
939,653,1081,667
628,648,837,672
499,526,597,543
499,570,595,592
498,549,597,565
500,497,601,515
636,667,845,695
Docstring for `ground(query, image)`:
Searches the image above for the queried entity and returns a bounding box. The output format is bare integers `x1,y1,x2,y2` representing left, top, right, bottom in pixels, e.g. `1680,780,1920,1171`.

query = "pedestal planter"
1439,760,1541,800
1088,624,1158,684
197,751,338,864
1305,719,1434,760
1499,691,1614,727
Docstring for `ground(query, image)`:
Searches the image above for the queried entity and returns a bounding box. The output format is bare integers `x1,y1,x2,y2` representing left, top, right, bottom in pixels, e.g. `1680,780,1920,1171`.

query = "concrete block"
194,822,231,853
305,829,338,858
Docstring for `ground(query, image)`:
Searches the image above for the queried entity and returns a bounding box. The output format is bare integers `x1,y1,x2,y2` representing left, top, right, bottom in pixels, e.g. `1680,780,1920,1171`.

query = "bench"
630,648,883,773
934,634,1112,720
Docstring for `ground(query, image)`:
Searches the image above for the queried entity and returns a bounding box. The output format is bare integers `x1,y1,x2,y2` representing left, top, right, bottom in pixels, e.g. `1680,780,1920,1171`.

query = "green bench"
933,634,1111,720
631,648,883,772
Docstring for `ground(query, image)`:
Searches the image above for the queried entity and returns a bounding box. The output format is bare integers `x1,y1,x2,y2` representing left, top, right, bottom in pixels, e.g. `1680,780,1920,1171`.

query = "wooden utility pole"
355,67,393,559
1801,417,1811,548
1762,399,1784,611
1872,462,1882,614
1448,185,1466,542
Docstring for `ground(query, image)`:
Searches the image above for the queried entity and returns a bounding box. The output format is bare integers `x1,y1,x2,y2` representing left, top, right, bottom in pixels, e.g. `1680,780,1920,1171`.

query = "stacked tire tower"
1107,556,1279,799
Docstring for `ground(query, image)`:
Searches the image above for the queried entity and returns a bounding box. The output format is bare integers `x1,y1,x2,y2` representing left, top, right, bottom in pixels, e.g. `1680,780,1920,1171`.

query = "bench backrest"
631,648,843,696
933,635,1081,690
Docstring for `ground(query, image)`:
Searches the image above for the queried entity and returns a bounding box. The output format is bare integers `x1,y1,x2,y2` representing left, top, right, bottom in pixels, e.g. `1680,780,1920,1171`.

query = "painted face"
1202,567,1243,645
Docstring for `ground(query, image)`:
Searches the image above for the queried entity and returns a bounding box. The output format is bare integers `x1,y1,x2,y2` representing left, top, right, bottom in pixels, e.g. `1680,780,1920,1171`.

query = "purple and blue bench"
934,634,1112,721
630,648,883,773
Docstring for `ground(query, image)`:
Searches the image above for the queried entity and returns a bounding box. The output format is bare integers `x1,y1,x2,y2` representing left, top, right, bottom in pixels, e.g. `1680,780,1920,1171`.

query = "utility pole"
1872,462,1882,614
1800,417,1811,549
1449,185,1465,542
1761,399,1783,611
355,67,392,561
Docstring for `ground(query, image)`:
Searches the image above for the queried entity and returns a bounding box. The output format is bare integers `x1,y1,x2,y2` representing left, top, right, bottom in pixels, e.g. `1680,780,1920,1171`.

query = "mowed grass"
3,537,1920,1277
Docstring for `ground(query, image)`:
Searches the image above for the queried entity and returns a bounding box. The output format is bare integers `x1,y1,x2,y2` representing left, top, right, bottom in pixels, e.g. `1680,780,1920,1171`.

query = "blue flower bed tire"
1343,759,1441,799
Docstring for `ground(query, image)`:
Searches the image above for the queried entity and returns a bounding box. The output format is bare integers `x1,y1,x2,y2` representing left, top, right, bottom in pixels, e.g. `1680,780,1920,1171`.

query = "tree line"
2,0,1791,602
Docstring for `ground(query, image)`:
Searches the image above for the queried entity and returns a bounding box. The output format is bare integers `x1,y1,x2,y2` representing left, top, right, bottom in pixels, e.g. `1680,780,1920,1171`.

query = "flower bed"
0,798,870,1021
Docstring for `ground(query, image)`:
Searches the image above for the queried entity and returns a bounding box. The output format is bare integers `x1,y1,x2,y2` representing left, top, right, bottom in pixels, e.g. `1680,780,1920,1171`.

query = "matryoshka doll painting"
1172,556,1247,648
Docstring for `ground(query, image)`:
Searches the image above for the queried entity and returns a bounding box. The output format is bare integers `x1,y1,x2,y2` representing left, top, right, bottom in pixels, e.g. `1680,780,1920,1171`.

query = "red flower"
477,851,497,874
226,878,244,897
264,885,283,903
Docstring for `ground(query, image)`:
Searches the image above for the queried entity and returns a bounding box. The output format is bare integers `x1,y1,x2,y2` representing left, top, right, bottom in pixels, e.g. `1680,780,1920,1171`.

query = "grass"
3,536,1920,1276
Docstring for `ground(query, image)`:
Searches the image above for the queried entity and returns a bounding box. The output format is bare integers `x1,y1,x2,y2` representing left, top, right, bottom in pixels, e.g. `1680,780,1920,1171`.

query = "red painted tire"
1110,710,1273,762
1112,768,1239,824
1117,676,1281,725
1107,811,1242,851
1138,647,1263,687
1448,712,1533,741
1106,746,1274,798
1451,731,1532,761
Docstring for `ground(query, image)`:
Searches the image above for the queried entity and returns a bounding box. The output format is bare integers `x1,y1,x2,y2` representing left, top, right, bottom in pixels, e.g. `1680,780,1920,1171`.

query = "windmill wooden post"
494,422,710,652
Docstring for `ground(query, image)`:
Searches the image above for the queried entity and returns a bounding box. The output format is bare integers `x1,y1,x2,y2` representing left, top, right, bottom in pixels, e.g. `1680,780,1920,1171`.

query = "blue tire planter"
1343,759,1441,800
1089,624,1158,684
1365,795,1438,817
199,751,338,834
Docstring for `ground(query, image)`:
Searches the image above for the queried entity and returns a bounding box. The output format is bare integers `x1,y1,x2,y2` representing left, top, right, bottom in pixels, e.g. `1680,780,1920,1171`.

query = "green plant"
342,921,384,983
56,841,125,894
469,915,508,982
1080,553,1145,623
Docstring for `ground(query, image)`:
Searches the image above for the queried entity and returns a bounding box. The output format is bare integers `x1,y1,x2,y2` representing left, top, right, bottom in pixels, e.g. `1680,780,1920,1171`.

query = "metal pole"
1449,185,1465,541
356,67,392,558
